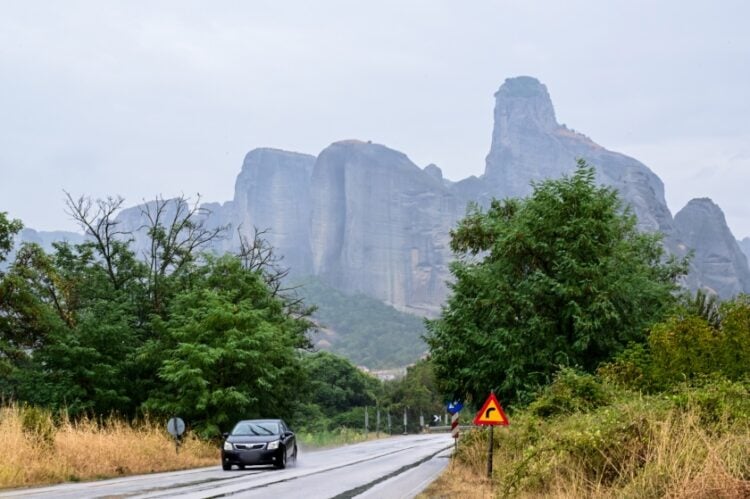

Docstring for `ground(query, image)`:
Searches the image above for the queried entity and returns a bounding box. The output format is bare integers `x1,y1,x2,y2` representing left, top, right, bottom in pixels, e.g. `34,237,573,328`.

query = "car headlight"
223,441,234,451
266,440,280,450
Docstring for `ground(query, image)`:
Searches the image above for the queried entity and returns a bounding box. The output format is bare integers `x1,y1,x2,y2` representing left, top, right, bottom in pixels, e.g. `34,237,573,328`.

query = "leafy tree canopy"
140,255,312,437
427,160,686,405
0,212,22,266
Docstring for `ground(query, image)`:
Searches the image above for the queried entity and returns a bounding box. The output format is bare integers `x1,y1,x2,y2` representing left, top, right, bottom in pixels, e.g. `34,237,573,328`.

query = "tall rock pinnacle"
674,198,750,297
491,76,558,138
483,76,673,235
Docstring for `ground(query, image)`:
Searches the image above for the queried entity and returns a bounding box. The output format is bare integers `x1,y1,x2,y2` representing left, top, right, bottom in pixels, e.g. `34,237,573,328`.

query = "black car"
221,419,297,470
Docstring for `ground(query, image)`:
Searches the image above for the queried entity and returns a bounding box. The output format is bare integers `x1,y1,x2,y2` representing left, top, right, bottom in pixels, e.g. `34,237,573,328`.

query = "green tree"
140,255,312,437
302,351,377,416
8,240,148,416
0,212,23,266
383,359,443,430
427,161,686,405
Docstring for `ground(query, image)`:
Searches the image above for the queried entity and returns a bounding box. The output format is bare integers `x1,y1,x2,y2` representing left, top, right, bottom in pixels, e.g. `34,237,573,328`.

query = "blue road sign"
447,401,463,414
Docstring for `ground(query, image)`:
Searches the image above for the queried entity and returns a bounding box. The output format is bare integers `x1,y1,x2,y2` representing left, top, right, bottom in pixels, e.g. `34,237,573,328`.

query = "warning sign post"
473,392,509,426
473,391,509,478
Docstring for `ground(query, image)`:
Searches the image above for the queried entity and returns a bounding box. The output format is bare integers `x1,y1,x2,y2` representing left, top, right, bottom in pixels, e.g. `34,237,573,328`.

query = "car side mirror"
284,431,293,438
222,432,229,439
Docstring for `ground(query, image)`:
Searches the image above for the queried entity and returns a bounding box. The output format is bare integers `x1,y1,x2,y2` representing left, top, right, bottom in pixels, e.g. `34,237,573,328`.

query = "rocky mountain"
231,148,316,274
738,238,750,263
674,199,750,297
14,76,750,319
4,229,85,269
484,76,673,235
309,140,463,315
17,228,85,251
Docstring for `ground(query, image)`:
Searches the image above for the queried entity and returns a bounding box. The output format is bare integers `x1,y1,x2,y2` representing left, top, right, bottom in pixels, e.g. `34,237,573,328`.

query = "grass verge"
0,404,217,490
296,427,386,449
420,376,750,498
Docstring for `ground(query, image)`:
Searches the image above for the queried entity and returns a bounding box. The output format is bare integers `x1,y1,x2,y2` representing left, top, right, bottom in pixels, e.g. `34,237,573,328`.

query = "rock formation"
738,237,750,263
18,76,750,315
310,140,461,315
230,148,316,275
673,198,750,297
484,76,673,234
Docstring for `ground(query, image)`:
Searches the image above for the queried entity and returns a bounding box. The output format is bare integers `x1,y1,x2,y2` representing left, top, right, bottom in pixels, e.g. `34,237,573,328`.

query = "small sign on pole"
167,417,185,454
473,391,509,478
447,400,463,444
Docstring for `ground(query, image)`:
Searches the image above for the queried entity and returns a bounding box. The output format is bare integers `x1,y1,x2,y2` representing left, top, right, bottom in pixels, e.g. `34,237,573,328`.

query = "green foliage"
427,161,686,405
296,277,427,369
667,377,750,427
19,404,56,446
527,368,613,418
680,288,721,328
647,295,750,387
296,427,371,448
140,255,311,437
382,359,443,422
6,241,147,416
292,351,380,432
600,293,750,398
300,351,377,417
0,212,23,266
649,314,721,385
455,377,750,497
597,342,654,391
1,205,464,440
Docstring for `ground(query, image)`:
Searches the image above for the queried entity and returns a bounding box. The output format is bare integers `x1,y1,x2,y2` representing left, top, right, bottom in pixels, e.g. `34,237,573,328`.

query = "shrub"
597,343,653,391
668,377,750,427
528,368,613,417
19,404,56,446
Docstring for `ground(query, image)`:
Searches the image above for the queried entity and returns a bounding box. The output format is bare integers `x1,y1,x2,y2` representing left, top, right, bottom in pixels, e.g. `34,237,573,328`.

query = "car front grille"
234,443,265,450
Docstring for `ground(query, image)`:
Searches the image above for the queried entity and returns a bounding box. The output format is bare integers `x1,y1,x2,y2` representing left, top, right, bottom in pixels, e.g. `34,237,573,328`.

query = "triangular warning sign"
473,392,509,426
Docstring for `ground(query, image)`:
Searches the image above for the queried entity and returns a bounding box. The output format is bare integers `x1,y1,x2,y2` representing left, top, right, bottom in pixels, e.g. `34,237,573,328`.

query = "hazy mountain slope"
295,277,428,369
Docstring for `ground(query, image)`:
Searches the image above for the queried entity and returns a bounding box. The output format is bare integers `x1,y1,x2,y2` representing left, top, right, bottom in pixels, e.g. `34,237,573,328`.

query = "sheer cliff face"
740,238,750,263
674,199,750,297
310,141,461,315
80,76,750,315
484,76,673,235
232,148,316,275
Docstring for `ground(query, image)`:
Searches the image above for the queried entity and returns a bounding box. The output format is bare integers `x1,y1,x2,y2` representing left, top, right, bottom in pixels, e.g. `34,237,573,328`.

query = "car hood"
227,435,281,444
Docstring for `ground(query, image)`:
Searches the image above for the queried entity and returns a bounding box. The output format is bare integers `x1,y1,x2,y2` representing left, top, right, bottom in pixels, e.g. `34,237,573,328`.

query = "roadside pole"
364,406,369,436
447,401,463,451
451,411,460,450
376,407,381,438
472,391,509,481
486,425,494,478
403,408,408,434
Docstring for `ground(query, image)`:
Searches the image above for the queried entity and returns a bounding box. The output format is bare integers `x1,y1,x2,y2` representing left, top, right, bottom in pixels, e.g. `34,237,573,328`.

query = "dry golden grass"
0,404,218,490
418,458,495,499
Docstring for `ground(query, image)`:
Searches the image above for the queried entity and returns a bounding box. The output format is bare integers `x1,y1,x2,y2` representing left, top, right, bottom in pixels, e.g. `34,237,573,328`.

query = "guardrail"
424,425,475,433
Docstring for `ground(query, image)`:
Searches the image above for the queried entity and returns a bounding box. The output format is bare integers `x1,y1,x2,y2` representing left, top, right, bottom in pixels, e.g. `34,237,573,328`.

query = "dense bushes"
439,293,750,497
600,295,750,392
447,372,750,497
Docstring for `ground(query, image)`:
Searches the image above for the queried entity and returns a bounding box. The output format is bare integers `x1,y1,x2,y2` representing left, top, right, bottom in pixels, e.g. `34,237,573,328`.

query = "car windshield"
231,422,280,436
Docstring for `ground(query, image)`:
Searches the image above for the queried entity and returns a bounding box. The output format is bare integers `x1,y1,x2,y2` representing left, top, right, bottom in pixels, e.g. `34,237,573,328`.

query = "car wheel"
222,463,232,471
275,448,287,469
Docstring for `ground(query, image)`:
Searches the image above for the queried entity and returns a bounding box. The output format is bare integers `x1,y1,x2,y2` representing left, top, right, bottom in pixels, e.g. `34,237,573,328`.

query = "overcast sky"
2,1,749,238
